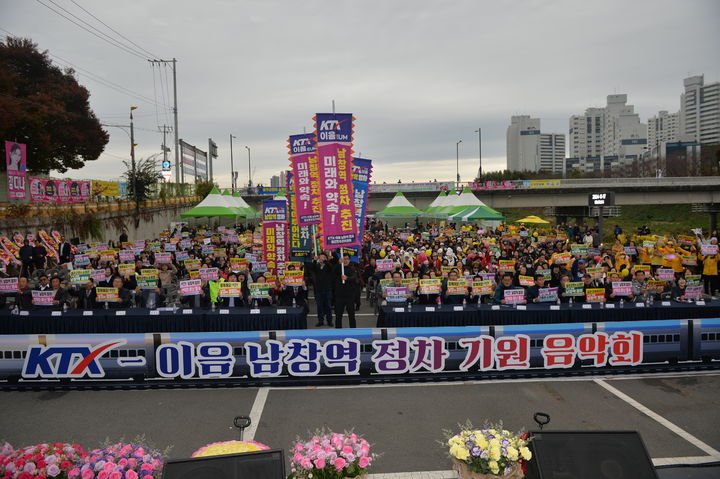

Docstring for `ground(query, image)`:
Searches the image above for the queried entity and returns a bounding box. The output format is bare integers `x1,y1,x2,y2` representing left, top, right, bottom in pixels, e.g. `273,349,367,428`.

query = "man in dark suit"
72,280,97,309
134,286,166,309
334,254,358,328
312,252,335,326
57,237,72,264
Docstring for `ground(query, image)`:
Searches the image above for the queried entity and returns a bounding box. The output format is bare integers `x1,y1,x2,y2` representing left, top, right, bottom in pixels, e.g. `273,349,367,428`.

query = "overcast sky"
2,0,719,186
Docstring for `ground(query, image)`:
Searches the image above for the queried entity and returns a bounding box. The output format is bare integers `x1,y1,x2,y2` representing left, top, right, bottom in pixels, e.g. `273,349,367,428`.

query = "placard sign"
611,282,632,296
503,289,525,304
31,290,55,306
180,279,202,296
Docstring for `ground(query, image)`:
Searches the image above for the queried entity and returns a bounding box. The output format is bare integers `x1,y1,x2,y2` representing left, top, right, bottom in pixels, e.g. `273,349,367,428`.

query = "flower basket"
191,441,270,457
288,430,376,479
453,458,524,479
443,423,531,478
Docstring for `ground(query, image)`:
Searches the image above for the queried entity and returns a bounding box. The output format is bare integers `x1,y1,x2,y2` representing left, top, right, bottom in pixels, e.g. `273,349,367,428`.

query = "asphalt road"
2,373,719,476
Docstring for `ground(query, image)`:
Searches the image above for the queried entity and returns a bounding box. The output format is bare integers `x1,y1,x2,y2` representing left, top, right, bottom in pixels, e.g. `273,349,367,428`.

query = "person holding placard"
134,285,166,309
698,240,718,295
180,279,210,309
251,274,274,307
493,273,519,304
279,265,308,310
603,272,625,303
384,271,412,304
417,273,440,305
107,276,132,309
524,274,547,303
442,269,467,305
218,273,249,308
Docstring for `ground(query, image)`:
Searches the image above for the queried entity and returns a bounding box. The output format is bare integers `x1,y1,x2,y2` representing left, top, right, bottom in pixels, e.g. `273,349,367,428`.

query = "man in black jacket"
57,237,73,264
312,252,335,326
19,240,33,277
334,254,358,328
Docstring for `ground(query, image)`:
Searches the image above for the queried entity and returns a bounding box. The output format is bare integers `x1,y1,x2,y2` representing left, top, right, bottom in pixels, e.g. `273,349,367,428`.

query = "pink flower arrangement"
288,430,376,479
71,443,163,479
0,442,88,479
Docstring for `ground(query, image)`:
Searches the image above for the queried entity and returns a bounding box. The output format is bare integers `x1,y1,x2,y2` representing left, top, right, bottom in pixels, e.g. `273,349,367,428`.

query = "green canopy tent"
221,189,258,218
436,186,481,215
376,192,425,218
180,186,245,218
424,190,448,217
232,191,260,219
447,205,505,222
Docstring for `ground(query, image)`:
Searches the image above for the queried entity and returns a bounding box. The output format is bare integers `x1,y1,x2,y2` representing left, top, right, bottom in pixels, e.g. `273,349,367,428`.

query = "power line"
68,0,160,59
151,63,161,128
51,53,169,109
1,26,170,111
34,0,149,61
159,63,172,127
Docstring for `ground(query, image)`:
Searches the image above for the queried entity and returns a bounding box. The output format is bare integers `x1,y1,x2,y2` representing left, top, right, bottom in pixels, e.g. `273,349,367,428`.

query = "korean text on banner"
289,133,319,225
315,113,357,248
5,141,27,199
180,279,202,296
286,171,313,259
262,200,288,277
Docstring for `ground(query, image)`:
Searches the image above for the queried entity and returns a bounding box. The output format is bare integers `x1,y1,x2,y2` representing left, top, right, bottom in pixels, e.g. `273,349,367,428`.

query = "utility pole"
456,139,462,186
245,145,252,188
148,58,180,189
230,134,236,192
130,106,138,211
475,127,482,178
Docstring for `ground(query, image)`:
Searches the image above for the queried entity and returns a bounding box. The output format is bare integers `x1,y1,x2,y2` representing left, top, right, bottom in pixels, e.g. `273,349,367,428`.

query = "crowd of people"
0,219,717,329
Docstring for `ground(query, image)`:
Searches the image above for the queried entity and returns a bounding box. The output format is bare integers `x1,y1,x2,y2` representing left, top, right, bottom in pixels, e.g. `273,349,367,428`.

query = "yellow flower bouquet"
443,422,531,478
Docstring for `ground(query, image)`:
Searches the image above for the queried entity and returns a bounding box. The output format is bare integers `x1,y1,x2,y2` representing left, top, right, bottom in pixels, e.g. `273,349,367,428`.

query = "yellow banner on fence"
93,180,120,197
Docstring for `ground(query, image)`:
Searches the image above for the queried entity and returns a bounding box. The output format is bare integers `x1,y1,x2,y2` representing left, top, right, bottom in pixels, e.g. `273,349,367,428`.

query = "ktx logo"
319,119,348,131
293,138,312,147
22,339,126,379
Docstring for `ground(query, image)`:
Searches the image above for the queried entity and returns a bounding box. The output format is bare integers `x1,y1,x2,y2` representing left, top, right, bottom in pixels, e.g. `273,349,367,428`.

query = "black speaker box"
525,431,658,479
162,449,286,479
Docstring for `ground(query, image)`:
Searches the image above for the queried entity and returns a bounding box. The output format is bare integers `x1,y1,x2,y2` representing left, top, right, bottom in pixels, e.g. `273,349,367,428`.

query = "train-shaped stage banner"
2,318,719,383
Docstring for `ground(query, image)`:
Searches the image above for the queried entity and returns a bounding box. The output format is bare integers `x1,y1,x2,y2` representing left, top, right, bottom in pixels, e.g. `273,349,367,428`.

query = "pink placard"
180,279,202,296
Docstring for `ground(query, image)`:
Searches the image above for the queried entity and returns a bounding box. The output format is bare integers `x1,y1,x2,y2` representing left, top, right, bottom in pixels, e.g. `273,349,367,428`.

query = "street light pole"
230,134,236,192
475,128,482,178
245,146,252,188
456,139,462,185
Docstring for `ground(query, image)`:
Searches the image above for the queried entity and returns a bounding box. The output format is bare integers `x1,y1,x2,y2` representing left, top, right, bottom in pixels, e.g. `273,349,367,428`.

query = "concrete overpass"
243,176,720,229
